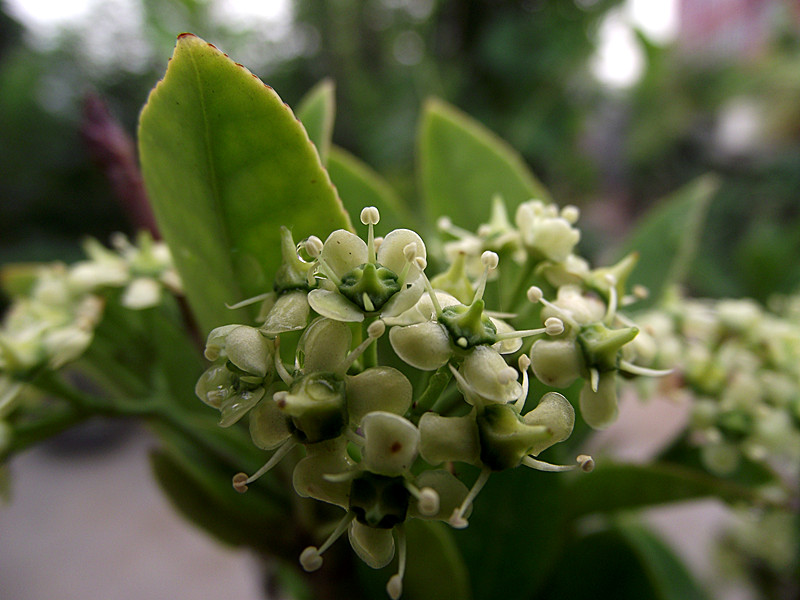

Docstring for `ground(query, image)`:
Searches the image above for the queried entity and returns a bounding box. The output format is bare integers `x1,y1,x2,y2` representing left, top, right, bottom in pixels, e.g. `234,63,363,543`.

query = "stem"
409,365,453,420
503,257,535,313
361,317,378,370
1,404,90,460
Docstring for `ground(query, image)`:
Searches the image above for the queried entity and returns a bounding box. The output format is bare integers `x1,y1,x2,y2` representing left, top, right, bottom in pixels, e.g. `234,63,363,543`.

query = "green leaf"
357,520,472,600
418,98,551,234
138,34,352,335
149,446,294,558
538,521,709,600
296,79,335,165
565,461,763,520
616,175,719,307
328,146,414,232
456,467,569,600
616,522,710,600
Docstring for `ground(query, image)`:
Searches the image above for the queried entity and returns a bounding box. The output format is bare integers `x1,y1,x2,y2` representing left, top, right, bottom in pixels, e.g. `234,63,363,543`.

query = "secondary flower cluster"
630,290,800,476
197,202,663,598
0,232,181,448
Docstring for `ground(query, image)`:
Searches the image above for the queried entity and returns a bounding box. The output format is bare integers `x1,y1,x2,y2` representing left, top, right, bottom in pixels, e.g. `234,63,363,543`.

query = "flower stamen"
299,511,357,572
232,438,298,492
387,525,407,600
449,466,491,529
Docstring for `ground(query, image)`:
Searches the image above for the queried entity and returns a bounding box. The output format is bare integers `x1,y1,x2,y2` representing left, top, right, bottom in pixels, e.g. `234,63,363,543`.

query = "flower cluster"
0,232,181,449
199,202,665,598
630,290,800,476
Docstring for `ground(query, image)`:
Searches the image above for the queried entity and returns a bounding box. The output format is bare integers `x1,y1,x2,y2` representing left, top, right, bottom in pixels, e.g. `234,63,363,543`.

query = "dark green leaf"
538,521,709,600
328,146,413,231
418,98,550,234
616,521,710,600
616,175,719,307
138,34,352,334
565,461,763,519
296,79,335,165
357,520,472,600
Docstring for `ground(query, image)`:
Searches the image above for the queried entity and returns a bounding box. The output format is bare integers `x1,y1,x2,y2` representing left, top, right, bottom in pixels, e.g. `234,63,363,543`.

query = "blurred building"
679,0,800,59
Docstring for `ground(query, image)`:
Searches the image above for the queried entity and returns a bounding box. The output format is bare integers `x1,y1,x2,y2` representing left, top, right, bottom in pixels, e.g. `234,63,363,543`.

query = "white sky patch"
591,0,678,89
629,0,678,44
210,0,291,28
6,0,93,27
591,9,644,89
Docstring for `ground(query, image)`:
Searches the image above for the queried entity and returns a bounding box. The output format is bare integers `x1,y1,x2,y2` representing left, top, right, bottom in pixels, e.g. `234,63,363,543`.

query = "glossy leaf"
456,467,568,600
616,174,719,308
357,520,472,600
564,461,763,520
538,521,709,600
418,98,551,233
138,34,352,334
616,522,710,600
328,146,413,232
296,79,335,165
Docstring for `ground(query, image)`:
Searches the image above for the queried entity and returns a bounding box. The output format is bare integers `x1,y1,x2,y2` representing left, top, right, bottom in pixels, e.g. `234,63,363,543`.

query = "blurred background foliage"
1,0,799,298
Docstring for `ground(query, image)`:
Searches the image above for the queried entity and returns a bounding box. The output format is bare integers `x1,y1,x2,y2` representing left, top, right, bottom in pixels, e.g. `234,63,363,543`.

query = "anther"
403,242,418,262
457,337,469,348
387,526,407,600
360,206,381,225
232,472,249,493
437,216,453,231
481,251,499,270
418,487,440,516
577,454,595,472
527,286,543,304
300,547,323,572
406,482,440,516
544,317,565,336
304,236,323,258
367,320,386,339
414,257,427,271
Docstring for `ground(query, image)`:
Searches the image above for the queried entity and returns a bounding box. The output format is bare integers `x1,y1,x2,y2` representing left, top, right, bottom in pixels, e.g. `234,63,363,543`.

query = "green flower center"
338,262,401,312
279,372,347,444
349,473,409,529
477,404,551,471
439,299,497,348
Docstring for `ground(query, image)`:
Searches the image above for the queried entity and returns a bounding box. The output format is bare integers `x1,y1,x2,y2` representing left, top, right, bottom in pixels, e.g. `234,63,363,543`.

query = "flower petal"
249,396,292,450
380,279,425,319
321,230,368,279
293,438,354,508
360,412,419,476
219,386,266,427
418,412,480,466
346,367,412,423
490,318,522,354
307,289,364,323
522,391,575,455
261,290,310,335
377,229,426,280
410,469,470,521
460,345,521,404
298,317,352,373
226,326,272,377
389,322,451,370
579,371,618,429
121,277,161,309
348,521,395,569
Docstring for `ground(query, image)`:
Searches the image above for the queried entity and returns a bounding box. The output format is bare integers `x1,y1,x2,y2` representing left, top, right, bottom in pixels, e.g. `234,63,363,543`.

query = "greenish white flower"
307,208,426,323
